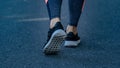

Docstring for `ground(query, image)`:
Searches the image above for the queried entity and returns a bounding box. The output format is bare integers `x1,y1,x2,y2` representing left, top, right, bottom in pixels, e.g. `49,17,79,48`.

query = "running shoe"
64,32,80,47
43,22,66,55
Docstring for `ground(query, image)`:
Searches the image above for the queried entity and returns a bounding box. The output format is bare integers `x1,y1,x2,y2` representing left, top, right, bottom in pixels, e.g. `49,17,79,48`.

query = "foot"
64,26,80,47
43,22,66,55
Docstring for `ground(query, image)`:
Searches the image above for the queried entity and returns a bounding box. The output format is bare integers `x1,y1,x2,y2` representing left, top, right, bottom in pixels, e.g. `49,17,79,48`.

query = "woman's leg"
43,0,66,55
45,0,62,28
65,0,85,47
67,0,84,35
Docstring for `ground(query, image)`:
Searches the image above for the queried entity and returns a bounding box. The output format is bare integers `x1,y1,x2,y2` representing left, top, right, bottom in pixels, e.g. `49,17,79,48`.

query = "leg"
43,0,66,55
67,0,84,34
46,0,62,28
65,0,84,47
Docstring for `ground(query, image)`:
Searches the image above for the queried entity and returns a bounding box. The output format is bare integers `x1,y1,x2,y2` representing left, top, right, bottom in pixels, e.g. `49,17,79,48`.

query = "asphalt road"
0,0,120,68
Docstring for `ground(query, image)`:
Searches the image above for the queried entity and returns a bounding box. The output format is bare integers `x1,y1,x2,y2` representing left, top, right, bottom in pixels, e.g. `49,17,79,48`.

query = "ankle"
50,17,60,29
66,25,78,35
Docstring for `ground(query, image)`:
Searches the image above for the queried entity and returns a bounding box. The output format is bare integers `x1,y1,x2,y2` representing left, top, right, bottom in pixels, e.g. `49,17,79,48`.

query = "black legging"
45,0,84,27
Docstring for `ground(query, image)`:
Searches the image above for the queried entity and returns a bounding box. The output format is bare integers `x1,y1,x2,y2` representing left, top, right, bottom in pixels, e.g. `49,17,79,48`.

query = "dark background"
0,0,120,68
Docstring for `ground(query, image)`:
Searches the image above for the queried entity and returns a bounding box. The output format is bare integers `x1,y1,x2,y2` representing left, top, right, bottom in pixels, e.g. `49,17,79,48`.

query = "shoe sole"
64,40,80,47
43,29,66,55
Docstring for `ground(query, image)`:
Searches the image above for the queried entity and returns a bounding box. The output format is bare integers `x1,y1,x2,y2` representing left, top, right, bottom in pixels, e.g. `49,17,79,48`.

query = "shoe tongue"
54,22,63,29
55,22,61,27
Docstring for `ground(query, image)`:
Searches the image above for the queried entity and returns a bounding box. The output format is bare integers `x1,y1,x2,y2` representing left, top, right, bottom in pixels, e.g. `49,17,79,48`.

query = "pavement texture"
0,0,120,68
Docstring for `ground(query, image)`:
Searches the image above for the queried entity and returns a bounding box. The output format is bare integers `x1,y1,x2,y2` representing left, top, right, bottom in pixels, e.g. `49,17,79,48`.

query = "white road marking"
18,18,49,22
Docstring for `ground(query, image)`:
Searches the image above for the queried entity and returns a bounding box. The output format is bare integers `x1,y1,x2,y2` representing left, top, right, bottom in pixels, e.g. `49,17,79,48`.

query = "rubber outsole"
43,29,66,55
64,40,80,47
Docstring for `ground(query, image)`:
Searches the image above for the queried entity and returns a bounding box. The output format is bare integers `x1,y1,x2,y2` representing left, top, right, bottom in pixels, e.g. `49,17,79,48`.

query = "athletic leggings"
45,0,84,27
